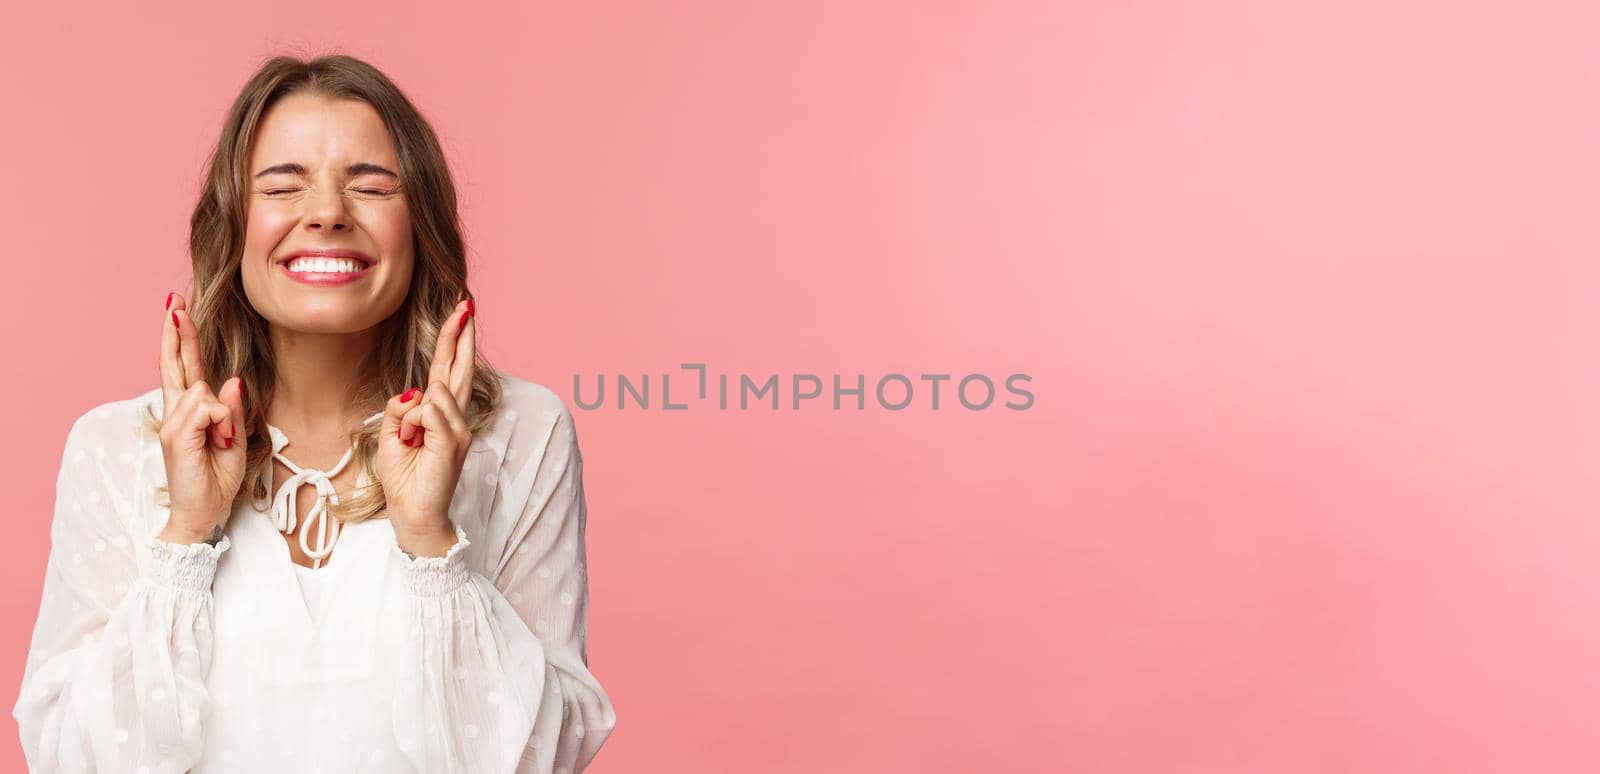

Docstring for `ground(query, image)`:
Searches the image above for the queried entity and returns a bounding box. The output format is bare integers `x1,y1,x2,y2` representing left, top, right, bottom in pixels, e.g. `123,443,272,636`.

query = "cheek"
243,202,298,249
240,203,298,286
370,203,413,254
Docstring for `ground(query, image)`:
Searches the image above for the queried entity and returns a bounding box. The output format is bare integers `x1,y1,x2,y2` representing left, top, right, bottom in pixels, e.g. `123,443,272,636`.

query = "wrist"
396,521,472,596
394,519,457,558
160,520,222,546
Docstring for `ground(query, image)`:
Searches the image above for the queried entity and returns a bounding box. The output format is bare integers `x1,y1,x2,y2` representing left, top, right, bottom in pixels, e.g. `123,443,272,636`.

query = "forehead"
250,93,397,168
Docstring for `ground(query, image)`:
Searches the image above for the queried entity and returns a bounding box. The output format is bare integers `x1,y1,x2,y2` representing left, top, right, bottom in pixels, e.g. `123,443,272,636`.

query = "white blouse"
292,563,334,622
12,371,618,773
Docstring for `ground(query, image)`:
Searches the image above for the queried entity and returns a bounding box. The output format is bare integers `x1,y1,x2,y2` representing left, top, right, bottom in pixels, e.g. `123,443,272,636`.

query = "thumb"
218,377,244,448
383,386,424,445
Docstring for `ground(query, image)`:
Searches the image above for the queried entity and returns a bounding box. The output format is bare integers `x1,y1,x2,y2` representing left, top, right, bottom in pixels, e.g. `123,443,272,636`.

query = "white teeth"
286,257,364,274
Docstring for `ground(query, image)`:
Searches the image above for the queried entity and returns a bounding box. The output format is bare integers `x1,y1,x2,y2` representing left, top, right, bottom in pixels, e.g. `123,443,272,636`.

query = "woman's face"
239,92,414,334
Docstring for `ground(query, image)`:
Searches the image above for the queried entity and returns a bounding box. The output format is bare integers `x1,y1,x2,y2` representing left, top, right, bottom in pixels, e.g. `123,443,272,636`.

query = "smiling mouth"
281,256,372,274
277,256,375,286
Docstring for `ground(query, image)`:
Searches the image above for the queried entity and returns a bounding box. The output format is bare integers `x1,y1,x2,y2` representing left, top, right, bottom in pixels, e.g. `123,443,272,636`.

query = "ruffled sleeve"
391,392,617,773
12,401,232,773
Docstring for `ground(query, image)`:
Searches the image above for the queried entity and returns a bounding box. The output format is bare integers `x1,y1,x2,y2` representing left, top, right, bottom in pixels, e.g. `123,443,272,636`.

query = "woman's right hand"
157,292,246,545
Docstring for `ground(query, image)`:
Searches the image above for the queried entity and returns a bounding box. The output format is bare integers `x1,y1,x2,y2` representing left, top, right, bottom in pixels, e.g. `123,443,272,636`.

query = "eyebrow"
253,162,399,178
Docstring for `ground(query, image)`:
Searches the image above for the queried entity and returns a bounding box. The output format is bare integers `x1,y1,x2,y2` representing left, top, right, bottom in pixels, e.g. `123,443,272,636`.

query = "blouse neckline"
260,410,386,570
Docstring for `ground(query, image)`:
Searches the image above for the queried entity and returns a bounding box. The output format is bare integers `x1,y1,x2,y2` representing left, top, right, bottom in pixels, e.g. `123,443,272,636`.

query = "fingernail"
400,387,420,402
165,292,174,310
458,309,470,328
223,435,233,449
465,298,475,318
171,310,180,328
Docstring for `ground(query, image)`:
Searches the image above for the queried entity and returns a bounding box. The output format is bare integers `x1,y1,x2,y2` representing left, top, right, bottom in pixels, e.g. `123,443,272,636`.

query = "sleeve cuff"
140,523,229,592
397,523,470,597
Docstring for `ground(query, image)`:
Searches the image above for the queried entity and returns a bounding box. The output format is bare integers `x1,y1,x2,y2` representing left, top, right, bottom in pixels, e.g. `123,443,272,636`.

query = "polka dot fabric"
12,371,618,772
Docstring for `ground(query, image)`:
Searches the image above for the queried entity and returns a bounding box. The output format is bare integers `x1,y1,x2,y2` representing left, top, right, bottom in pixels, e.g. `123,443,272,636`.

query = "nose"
301,184,351,232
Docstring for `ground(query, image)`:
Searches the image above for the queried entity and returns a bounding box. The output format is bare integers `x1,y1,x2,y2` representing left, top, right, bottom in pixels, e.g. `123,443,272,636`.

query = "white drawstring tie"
264,411,385,569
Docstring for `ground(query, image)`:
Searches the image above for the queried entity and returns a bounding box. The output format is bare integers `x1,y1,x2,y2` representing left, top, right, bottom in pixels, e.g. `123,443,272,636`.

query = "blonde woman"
12,54,617,773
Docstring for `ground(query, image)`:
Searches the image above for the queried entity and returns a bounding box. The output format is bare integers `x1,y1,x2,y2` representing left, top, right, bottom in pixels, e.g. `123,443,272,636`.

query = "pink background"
3,1,1599,771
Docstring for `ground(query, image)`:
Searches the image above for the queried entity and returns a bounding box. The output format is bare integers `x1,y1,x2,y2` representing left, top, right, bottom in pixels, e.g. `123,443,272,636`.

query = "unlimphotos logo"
573,363,1033,411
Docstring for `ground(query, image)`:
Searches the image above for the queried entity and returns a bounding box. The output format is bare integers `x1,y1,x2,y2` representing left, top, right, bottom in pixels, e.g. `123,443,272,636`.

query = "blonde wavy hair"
141,53,503,524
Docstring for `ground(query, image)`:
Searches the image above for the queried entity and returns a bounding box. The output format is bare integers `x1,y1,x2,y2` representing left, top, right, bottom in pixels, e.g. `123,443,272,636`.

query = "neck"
266,323,379,435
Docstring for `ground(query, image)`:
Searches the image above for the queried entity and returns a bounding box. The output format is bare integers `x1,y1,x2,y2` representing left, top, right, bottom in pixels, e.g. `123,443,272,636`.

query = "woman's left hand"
376,297,477,557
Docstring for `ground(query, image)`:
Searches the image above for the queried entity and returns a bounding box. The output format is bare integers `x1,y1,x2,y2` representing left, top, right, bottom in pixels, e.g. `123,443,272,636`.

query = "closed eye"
260,188,393,195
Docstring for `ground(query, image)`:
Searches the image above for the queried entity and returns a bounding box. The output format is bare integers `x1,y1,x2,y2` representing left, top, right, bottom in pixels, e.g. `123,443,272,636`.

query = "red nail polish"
401,387,420,402
465,298,475,318
223,435,233,449
165,292,174,310
458,309,470,328
172,310,180,328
